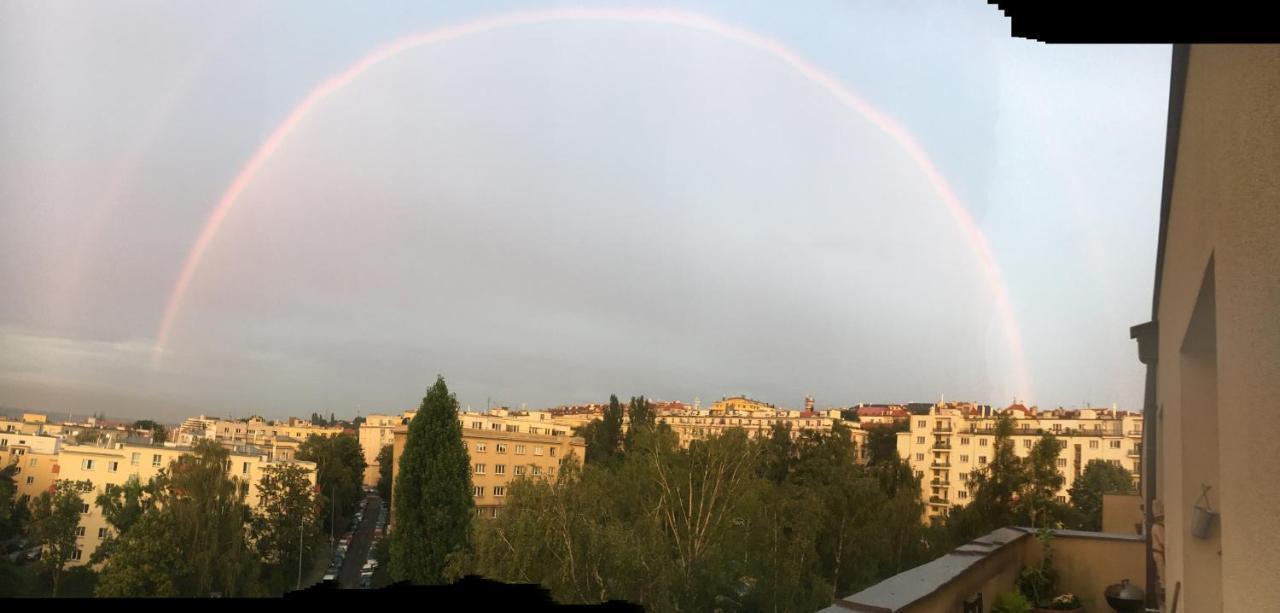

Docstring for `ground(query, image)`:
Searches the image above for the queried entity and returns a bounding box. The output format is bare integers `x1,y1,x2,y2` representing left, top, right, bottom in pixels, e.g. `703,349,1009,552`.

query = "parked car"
322,573,337,582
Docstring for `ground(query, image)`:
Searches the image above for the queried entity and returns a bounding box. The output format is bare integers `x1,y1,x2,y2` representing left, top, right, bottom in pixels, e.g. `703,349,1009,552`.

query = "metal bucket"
1190,504,1217,539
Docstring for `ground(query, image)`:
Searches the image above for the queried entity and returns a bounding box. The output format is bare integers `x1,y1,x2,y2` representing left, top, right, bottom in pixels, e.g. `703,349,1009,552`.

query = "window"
493,486,506,497
28,458,36,467
531,466,542,476
131,452,140,466
471,421,482,430
980,438,989,447
490,508,499,519
1021,423,1030,431
960,437,970,445
978,456,988,465
515,445,526,455
547,466,555,476
475,443,487,453
1110,440,1122,449
1109,459,1122,467
472,486,483,497
514,466,525,476
958,490,968,499
25,476,33,485
529,427,540,435
473,464,486,475
1089,440,1099,449
916,436,925,444
960,455,969,463
549,447,557,457
75,526,86,537
71,548,82,561
534,447,544,456
1057,458,1067,467
495,464,506,475
506,425,518,433
98,527,108,539
914,471,924,480
959,472,969,481
108,460,119,473
496,443,507,454
1055,495,1067,504
241,461,250,475
915,453,924,461
81,459,94,471
917,420,926,428
152,454,162,467
462,441,468,450
1022,439,1031,448
491,423,501,431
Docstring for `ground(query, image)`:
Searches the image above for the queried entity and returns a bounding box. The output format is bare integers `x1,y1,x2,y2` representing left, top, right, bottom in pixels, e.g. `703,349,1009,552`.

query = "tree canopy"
1069,460,1136,531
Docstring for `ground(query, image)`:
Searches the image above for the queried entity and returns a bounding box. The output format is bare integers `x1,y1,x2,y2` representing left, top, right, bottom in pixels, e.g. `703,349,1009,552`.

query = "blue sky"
0,1,1170,421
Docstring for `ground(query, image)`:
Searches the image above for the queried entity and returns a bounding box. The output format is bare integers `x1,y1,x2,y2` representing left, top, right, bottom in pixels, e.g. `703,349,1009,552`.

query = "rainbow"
152,7,1033,400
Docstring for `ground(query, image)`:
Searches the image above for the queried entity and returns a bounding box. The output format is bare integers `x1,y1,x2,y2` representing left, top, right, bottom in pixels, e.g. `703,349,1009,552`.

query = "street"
338,493,381,589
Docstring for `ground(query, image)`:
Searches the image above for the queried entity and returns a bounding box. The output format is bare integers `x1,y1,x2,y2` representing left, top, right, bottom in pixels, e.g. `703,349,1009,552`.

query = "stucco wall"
1156,44,1280,612
1102,493,1143,535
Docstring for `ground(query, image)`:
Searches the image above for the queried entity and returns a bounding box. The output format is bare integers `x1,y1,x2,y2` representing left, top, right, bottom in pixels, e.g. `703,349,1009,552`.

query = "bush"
992,590,1032,613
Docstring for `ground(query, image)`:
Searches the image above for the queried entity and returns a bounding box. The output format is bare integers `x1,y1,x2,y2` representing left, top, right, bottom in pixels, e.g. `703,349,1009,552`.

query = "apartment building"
390,417,587,522
358,411,417,486
54,439,317,566
1,431,61,502
175,414,342,458
896,402,1143,524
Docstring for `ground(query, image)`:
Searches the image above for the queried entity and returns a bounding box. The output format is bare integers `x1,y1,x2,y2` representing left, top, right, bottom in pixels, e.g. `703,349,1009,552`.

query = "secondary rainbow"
152,7,1034,399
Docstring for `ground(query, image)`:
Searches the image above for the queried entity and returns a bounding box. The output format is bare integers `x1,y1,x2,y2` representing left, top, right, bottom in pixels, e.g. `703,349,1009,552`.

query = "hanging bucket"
1191,485,1216,539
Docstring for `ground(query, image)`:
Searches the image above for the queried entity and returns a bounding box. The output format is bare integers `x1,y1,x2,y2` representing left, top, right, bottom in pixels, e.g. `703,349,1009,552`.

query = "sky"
0,1,1171,423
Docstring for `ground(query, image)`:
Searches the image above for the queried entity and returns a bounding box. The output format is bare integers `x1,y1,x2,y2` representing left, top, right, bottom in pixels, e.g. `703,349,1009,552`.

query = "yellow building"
896,403,1143,524
358,411,417,486
1,432,61,503
1128,44,1280,612
54,440,317,566
709,395,776,414
390,412,587,522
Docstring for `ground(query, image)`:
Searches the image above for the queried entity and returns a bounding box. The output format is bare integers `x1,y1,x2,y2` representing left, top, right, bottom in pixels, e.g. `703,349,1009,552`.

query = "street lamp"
297,519,305,591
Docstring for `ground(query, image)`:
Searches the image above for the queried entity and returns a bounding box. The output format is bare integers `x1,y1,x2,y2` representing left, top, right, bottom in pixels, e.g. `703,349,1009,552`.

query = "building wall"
1153,44,1280,613
359,413,413,486
896,407,1143,523
1102,493,1144,535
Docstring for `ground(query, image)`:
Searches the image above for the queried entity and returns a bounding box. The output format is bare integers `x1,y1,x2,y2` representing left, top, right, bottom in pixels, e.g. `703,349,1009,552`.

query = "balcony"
930,462,951,469
928,496,949,506
929,479,950,487
931,441,952,450
821,527,1145,613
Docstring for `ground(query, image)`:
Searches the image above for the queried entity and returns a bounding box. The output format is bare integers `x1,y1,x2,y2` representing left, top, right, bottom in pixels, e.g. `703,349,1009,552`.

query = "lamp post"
297,519,304,591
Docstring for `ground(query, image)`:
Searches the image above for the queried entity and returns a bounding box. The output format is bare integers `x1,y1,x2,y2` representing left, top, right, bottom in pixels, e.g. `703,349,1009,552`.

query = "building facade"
896,403,1143,524
390,414,587,523
55,440,317,567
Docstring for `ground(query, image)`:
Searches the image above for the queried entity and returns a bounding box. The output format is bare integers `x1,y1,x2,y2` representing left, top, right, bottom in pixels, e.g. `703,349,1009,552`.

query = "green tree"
131,420,167,444
90,474,162,564
389,375,473,584
0,464,21,540
297,433,366,538
94,508,184,597
250,463,321,592
1069,460,1135,531
1017,433,1068,528
583,395,624,465
28,479,93,596
864,421,910,466
959,416,1025,536
165,440,261,596
623,396,655,452
376,444,394,501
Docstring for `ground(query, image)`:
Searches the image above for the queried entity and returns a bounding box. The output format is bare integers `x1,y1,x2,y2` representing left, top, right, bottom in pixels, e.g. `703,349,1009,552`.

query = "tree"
90,474,162,564
1069,460,1135,531
583,395,624,465
1017,433,1068,528
297,433,366,538
864,421,909,466
165,440,261,596
623,396,654,452
94,508,184,597
376,445,394,501
952,416,1025,540
74,429,102,444
28,479,93,596
0,464,21,541
250,463,321,592
389,375,473,584
131,420,167,444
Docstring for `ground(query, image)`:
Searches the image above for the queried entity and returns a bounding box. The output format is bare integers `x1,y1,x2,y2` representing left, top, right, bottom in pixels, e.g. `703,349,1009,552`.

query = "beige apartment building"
54,439,316,566
176,415,343,445
390,416,586,522
896,402,1143,524
1,431,61,502
358,411,417,486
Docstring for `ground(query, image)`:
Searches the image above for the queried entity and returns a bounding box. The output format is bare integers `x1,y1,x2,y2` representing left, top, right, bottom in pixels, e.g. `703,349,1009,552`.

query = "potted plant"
1037,593,1082,611
1016,528,1058,607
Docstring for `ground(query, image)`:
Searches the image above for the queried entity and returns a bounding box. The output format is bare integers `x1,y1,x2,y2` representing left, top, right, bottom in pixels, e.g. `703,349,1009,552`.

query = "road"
338,493,381,589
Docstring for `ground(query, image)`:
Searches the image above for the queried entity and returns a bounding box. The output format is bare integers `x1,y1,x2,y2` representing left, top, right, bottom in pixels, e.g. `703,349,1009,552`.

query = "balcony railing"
929,479,951,486
928,496,949,505
930,462,951,469
932,441,952,449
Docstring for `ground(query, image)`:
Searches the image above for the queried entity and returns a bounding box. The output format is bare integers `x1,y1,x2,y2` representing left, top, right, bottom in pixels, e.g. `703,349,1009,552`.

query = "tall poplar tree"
389,375,473,584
